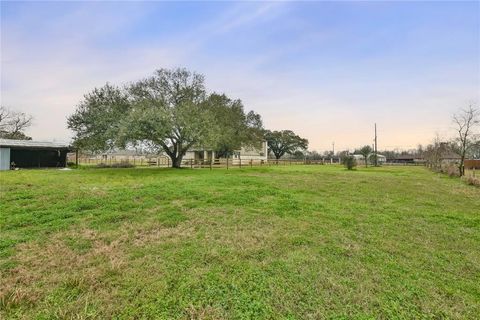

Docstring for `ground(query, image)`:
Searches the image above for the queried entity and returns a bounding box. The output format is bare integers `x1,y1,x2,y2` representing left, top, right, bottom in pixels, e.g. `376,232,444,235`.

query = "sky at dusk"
1,1,479,152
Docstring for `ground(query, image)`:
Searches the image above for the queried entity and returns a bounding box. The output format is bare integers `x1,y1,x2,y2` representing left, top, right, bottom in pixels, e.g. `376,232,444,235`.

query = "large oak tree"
265,130,308,159
68,68,263,168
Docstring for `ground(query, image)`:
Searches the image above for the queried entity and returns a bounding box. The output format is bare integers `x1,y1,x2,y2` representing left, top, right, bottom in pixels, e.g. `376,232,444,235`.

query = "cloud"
1,1,479,151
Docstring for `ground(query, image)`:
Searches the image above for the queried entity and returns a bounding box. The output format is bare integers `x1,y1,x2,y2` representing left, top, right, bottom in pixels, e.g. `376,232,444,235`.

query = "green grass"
0,165,479,319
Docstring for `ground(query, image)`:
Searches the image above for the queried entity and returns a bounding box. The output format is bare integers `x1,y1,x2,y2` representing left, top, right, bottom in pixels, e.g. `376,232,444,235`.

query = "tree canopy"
356,145,373,167
203,93,263,158
68,68,263,168
265,130,308,159
0,106,33,140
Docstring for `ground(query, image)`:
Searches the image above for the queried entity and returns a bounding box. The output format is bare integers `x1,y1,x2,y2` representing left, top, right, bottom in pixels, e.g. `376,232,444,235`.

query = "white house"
182,141,268,165
368,153,386,164
352,153,386,165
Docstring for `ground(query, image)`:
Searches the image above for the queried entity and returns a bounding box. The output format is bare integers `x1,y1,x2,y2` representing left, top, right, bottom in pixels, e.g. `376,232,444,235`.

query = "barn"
0,139,72,170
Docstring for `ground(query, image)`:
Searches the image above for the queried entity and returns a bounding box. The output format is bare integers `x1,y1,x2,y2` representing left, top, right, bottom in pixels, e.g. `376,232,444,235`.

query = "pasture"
0,165,479,319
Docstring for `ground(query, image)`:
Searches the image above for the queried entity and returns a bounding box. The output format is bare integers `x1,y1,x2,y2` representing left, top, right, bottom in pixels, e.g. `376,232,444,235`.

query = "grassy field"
0,165,479,319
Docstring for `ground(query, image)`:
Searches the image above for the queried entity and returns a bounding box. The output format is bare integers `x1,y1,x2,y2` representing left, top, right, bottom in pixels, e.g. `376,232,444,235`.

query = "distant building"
439,151,462,163
71,140,268,166
387,154,425,164
352,153,386,165
0,139,71,170
368,153,387,164
182,141,268,164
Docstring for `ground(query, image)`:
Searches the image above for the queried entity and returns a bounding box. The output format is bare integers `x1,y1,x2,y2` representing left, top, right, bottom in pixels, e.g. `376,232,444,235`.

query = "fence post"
190,159,193,169
227,157,229,170
250,160,253,168
239,157,242,168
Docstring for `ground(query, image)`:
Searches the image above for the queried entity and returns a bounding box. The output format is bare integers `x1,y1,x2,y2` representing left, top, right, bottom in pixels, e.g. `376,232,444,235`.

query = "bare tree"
453,104,479,176
0,106,33,140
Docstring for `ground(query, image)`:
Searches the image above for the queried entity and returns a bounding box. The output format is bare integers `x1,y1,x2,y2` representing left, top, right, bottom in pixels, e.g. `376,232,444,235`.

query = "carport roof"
0,138,71,150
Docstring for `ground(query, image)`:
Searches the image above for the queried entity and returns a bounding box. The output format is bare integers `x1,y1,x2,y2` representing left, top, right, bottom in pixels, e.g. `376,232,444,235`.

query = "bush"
111,161,134,168
66,161,78,168
440,163,460,177
342,156,357,170
462,176,480,187
95,161,134,168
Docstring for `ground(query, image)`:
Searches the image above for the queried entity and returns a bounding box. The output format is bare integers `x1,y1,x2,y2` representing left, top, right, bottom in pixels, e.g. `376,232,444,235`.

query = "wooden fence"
383,162,425,166
75,156,334,168
464,160,480,170
463,160,480,178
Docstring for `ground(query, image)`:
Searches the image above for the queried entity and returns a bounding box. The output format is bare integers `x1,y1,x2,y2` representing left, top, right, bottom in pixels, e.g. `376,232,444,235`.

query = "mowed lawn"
0,165,479,319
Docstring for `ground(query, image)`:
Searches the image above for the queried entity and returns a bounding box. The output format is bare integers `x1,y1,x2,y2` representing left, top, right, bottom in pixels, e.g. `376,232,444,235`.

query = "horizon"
1,1,479,152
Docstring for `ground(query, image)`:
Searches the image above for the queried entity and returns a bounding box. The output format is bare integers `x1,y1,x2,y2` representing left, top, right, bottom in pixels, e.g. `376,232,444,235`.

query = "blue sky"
1,1,479,151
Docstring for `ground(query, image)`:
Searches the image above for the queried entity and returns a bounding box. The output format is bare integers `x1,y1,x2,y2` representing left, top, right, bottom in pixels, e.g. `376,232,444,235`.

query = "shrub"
446,165,459,177
342,155,357,170
96,161,134,168
111,161,134,168
66,161,77,168
462,176,480,187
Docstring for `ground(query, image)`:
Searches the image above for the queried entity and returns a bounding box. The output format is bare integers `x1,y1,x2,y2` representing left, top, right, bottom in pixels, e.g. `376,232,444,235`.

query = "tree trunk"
171,156,183,168
459,154,465,177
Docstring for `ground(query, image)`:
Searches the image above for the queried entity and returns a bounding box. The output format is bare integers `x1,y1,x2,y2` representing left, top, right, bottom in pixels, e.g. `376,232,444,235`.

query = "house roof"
440,152,461,159
0,138,71,150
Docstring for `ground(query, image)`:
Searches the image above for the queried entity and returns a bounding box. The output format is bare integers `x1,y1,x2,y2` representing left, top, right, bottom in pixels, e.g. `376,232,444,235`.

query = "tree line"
67,68,309,167
6,67,475,174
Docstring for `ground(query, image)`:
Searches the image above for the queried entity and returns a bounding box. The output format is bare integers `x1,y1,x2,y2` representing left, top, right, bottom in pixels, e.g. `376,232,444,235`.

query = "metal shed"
0,139,72,170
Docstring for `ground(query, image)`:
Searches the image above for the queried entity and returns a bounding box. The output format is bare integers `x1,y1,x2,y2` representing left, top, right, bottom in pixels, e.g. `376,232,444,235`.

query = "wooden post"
250,159,253,168
190,159,193,169
239,157,242,168
227,156,229,170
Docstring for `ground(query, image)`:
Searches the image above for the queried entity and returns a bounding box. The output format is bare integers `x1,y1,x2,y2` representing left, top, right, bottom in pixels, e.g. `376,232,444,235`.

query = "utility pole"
332,142,335,164
374,123,378,166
